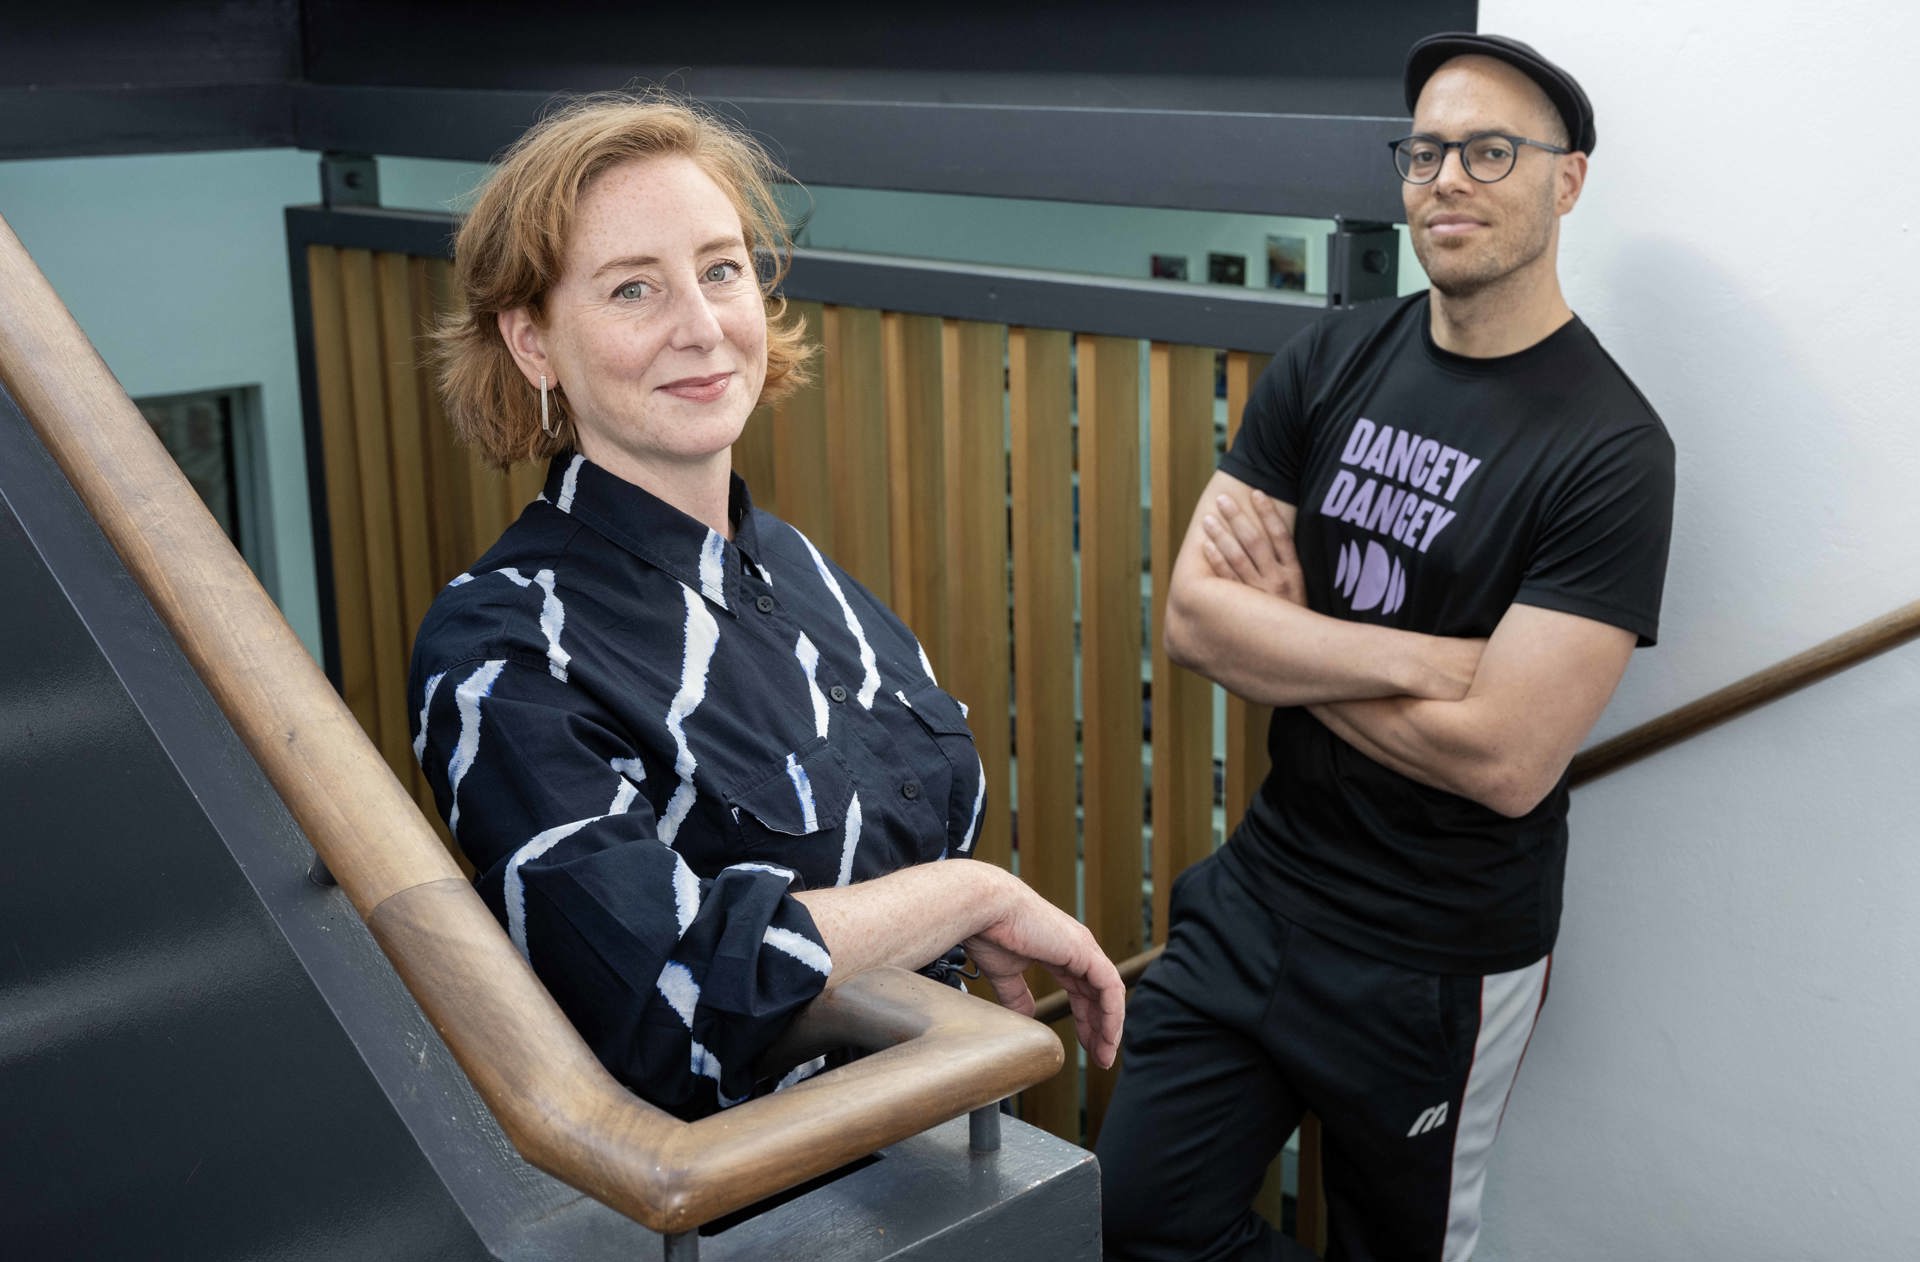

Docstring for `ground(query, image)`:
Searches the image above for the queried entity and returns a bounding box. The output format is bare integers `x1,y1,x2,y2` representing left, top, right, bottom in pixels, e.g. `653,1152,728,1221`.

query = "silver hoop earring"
539,373,556,437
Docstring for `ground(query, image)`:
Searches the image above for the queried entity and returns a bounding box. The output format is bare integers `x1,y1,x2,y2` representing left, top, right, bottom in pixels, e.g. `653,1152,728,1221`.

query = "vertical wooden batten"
823,304,892,602
772,300,833,551
1008,326,1079,1139
1147,342,1217,944
1074,333,1144,1143
940,318,1012,874
882,312,947,668
306,246,379,744
1221,350,1275,828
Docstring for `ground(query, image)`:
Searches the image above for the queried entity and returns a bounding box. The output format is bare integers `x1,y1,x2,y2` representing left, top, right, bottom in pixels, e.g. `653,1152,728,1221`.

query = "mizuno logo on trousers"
1407,1102,1449,1137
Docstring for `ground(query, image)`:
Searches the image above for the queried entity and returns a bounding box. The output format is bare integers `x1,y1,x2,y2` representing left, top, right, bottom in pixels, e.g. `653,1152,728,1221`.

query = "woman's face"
505,154,768,489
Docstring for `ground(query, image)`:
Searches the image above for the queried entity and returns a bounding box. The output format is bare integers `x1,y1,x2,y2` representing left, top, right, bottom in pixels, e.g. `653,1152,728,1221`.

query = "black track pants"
1096,852,1548,1262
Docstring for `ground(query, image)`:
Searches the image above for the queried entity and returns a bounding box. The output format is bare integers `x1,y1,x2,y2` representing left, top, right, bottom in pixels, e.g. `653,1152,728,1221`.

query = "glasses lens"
1464,135,1518,182
1395,139,1441,183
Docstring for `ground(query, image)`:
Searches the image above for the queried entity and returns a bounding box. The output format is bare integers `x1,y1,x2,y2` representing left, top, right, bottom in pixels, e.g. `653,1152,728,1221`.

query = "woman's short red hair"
434,91,813,468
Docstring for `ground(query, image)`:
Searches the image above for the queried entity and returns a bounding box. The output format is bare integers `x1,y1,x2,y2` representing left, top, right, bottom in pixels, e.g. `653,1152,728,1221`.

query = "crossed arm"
1166,470,1636,818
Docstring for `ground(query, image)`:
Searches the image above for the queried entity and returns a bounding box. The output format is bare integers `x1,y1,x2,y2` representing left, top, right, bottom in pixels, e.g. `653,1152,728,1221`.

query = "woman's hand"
960,874,1126,1069
795,860,1125,1068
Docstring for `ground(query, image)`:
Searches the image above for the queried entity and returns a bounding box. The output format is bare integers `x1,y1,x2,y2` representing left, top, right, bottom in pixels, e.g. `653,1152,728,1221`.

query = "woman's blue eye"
704,261,741,283
614,280,649,301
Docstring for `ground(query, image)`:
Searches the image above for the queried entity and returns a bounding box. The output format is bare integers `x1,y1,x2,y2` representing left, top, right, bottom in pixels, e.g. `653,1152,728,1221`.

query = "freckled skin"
503,155,768,503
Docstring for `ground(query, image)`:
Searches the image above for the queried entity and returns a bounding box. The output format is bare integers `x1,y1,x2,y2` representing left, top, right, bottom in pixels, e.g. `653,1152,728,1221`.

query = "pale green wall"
0,148,323,655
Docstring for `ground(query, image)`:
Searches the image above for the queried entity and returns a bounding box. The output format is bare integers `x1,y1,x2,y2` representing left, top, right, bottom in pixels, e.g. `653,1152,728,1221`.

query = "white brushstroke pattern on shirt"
556,454,584,513
504,815,599,956
784,751,819,832
658,585,720,847
793,528,880,707
794,633,831,739
447,659,506,837
698,529,729,609
764,926,832,975
413,670,446,765
836,793,863,887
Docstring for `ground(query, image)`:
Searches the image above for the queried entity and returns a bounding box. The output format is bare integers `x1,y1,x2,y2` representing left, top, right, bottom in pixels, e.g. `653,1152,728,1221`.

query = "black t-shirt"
1217,293,1675,974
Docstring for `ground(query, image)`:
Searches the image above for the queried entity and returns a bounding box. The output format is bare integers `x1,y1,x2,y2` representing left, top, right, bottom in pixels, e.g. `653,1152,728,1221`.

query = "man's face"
1403,55,1578,299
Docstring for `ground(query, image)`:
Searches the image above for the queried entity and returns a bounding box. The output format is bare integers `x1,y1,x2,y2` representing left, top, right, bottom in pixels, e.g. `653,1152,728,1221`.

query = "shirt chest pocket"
898,680,982,854
725,740,856,883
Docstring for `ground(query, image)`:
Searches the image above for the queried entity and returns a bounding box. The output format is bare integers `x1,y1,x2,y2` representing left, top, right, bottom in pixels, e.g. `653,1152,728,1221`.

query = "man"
1096,33,1675,1262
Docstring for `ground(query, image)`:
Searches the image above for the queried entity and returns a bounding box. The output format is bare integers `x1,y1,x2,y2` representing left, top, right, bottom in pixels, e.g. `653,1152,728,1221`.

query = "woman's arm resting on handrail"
794,859,1124,1069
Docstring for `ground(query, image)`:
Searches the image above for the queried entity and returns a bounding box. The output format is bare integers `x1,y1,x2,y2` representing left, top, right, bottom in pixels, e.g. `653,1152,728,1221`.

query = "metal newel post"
969,1101,1002,1152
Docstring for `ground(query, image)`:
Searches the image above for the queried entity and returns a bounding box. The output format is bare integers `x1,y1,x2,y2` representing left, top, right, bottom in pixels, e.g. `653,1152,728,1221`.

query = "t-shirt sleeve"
411,656,832,1118
1219,325,1317,504
1514,423,1676,646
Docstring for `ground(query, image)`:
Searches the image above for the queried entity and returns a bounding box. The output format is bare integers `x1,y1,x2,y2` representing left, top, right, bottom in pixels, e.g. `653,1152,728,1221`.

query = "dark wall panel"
0,2,300,89
300,0,1472,87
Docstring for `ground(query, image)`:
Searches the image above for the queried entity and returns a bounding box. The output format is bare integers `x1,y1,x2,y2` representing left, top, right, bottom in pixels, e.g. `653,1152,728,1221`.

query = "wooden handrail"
1034,596,1920,1027
0,213,1063,1235
1567,599,1920,783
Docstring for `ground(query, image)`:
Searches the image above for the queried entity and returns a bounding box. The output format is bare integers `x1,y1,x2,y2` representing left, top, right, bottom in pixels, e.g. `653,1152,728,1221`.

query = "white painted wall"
0,149,323,655
1468,4,1920,1258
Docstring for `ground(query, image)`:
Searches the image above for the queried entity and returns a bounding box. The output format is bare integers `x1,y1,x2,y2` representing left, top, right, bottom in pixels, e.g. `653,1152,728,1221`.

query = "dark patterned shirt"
408,454,985,1118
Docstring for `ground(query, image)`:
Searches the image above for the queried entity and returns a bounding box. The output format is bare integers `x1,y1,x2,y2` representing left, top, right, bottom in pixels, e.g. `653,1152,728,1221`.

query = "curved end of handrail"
368,879,1064,1233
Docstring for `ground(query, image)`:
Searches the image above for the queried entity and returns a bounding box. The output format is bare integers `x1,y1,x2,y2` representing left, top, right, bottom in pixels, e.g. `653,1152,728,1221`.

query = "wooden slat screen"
303,246,1293,1188
1147,343,1219,948
307,246,540,860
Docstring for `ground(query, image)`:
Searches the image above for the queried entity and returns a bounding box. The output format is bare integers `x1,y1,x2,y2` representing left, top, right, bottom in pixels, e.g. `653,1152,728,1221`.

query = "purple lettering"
1340,418,1377,466
1445,454,1483,502
1321,469,1358,516
1418,506,1458,553
1339,478,1379,527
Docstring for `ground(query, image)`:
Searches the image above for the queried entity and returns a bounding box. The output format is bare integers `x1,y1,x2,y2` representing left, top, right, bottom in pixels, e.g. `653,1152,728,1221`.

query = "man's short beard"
1416,197,1556,302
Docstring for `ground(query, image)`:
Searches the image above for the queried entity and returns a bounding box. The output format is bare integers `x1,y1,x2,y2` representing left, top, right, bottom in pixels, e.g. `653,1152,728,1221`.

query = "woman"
409,94,1122,1120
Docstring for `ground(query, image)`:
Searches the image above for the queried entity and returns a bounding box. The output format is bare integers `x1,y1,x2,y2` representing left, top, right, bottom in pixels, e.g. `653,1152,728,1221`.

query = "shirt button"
755,594,775,613
900,782,921,801
829,684,849,703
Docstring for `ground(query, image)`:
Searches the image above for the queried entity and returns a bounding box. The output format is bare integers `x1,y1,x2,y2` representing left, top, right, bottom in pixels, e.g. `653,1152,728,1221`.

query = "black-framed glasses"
1388,132,1570,185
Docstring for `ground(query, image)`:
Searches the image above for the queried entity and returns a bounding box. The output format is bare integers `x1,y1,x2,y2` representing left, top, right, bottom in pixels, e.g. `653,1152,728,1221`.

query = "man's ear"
498,307,551,386
1556,151,1589,216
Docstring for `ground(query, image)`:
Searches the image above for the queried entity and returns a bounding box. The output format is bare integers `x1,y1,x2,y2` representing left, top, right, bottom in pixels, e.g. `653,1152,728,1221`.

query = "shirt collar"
542,453,763,613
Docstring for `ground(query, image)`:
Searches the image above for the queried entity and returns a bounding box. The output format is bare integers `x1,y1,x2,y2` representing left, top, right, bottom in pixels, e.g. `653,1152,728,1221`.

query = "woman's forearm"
792,859,1016,981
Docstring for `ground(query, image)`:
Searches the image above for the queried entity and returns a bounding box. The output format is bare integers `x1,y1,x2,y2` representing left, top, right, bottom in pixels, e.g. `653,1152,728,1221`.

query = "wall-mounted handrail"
1567,598,1920,783
1034,595,1920,1026
0,212,1064,1237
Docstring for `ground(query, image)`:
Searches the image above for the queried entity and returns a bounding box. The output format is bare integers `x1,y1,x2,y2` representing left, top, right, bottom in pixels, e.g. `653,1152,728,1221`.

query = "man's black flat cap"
1404,32,1596,155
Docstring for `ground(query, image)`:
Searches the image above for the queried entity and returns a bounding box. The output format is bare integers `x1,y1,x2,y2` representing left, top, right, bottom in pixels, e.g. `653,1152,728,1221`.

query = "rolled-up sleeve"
414,656,832,1117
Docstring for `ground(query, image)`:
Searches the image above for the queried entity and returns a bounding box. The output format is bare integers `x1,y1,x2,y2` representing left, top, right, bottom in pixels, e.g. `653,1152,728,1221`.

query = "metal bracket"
1326,218,1400,309
320,151,380,209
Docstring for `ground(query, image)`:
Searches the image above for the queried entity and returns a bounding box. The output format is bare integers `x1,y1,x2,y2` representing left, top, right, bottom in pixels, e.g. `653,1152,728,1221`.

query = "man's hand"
1198,483,1484,703
1201,489,1305,605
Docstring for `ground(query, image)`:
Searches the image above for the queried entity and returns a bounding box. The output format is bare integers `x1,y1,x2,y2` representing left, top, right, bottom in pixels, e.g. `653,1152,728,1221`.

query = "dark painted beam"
291,85,1409,220
0,84,294,160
